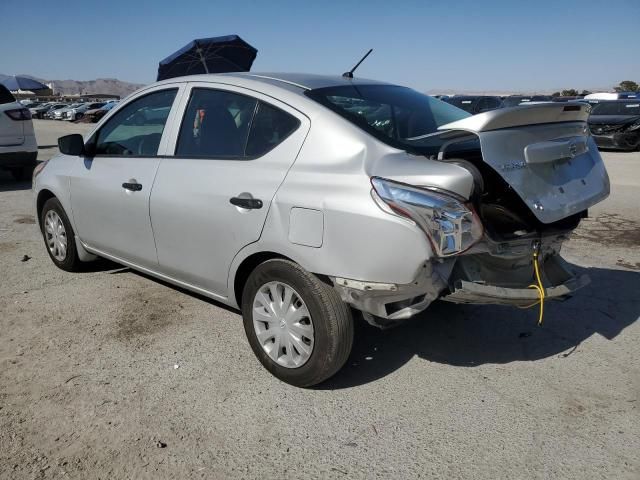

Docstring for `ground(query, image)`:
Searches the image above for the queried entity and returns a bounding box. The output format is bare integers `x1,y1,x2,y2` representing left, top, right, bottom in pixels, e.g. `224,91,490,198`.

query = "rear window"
306,85,470,154
0,85,16,104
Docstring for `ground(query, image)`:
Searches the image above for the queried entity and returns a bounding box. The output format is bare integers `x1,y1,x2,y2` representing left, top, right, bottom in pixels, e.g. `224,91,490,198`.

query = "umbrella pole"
196,47,210,74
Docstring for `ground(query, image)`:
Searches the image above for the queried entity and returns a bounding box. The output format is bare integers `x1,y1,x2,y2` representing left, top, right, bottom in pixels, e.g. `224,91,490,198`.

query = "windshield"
592,102,640,116
306,85,470,154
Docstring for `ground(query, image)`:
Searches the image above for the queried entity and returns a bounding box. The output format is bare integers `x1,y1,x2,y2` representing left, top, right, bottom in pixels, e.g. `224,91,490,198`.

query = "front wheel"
242,259,353,387
40,197,83,272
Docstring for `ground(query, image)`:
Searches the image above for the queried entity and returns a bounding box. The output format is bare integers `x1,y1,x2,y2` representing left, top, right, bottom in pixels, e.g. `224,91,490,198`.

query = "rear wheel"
40,197,82,272
241,259,353,387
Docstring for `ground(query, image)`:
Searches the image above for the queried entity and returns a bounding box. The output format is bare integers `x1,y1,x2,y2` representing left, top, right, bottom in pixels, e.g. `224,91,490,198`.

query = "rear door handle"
230,197,263,209
122,182,142,191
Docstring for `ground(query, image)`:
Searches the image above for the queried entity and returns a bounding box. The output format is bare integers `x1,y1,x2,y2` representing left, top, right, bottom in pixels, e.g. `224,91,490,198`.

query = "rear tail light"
371,177,483,257
5,108,32,121
31,160,48,189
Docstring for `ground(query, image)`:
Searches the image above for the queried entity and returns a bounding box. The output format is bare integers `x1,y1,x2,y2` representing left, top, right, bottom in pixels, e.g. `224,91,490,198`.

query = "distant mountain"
0,73,145,98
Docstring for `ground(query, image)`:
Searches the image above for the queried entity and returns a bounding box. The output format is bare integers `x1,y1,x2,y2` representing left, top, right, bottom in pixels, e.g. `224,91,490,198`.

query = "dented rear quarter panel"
228,111,476,301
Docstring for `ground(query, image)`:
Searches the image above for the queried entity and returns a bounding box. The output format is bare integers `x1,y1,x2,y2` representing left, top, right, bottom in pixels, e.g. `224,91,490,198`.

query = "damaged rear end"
434,102,608,307
361,102,609,325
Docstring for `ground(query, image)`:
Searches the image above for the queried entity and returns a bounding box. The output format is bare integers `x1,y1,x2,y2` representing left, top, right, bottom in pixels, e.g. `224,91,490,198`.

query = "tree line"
552,80,640,97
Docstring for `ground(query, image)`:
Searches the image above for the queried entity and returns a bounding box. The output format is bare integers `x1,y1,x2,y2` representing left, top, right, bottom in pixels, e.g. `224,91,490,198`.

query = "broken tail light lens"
371,177,483,257
5,108,32,121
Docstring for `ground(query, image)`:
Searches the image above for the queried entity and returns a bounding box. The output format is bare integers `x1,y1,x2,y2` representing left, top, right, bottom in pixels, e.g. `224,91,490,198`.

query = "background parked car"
500,95,552,107
551,96,584,103
80,101,119,123
0,84,37,180
588,100,640,151
584,92,639,101
50,103,83,120
441,95,502,114
32,103,67,119
65,102,105,121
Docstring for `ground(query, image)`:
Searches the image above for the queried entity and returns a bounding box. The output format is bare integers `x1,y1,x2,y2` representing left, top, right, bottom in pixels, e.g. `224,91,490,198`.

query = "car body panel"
0,100,26,146
0,99,38,169
67,83,187,268
149,81,312,295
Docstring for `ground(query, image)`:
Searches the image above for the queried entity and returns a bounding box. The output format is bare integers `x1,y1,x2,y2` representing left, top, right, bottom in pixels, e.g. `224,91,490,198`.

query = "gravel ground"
1,120,638,479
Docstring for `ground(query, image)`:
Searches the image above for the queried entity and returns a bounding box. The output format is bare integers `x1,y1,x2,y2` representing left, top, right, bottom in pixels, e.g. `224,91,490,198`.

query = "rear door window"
176,88,257,158
246,102,300,157
175,88,300,159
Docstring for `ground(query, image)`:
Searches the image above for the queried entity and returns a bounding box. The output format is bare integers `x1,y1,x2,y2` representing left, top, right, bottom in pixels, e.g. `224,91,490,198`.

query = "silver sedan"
33,73,609,386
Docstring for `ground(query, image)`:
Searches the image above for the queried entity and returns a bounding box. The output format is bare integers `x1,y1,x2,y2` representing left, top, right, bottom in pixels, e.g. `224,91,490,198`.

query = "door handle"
230,197,263,209
122,182,142,192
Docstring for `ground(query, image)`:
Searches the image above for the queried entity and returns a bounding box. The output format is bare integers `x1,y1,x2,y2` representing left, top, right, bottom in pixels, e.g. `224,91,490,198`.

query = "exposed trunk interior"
441,141,586,242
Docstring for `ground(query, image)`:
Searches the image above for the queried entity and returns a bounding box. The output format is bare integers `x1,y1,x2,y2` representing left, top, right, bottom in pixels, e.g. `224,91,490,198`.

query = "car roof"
153,72,392,93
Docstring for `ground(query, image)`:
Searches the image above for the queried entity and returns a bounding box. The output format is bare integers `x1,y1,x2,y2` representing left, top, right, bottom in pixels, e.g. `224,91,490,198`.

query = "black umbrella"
0,75,49,92
157,35,257,81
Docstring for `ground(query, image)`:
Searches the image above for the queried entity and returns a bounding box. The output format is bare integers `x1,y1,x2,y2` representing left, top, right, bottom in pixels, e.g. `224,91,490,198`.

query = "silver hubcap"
252,281,314,368
44,210,67,262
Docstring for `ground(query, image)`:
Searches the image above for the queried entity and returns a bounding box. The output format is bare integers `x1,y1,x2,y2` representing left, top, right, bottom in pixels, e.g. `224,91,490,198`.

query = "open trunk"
436,102,609,226
432,102,609,305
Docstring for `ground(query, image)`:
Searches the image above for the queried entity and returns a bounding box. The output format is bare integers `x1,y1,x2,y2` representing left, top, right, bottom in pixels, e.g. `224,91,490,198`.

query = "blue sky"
1,0,639,92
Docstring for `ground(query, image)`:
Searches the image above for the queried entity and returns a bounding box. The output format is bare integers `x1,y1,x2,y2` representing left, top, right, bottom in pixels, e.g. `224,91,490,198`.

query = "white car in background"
0,84,37,180
50,103,84,120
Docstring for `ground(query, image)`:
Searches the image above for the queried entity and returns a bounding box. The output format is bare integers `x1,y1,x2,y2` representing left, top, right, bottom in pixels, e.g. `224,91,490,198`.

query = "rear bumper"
442,274,590,305
333,248,589,326
442,254,589,306
0,150,38,169
592,132,640,151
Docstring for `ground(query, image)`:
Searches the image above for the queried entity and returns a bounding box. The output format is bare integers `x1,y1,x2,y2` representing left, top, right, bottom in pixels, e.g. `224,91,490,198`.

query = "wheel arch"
232,251,293,308
36,189,57,228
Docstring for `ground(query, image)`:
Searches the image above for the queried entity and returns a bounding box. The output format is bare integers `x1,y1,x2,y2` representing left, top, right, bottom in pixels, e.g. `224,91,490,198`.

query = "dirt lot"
1,120,639,479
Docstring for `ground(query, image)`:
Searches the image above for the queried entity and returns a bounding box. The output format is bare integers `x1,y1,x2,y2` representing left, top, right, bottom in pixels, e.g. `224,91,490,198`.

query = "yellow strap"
528,251,545,325
516,250,546,325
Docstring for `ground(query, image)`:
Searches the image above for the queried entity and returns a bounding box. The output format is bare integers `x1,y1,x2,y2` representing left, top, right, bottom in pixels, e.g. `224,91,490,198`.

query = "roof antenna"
342,49,373,79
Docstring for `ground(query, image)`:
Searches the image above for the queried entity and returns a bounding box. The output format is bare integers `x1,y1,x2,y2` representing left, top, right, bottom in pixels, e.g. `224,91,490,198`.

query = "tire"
241,259,353,387
10,166,33,181
40,197,83,272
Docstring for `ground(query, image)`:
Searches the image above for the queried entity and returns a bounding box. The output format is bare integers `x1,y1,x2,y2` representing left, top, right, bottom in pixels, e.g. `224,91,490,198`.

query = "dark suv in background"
500,95,552,107
441,95,503,114
588,100,640,151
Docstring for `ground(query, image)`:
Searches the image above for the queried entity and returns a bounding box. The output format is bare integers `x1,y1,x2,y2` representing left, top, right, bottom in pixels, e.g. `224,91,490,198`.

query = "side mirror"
58,134,85,156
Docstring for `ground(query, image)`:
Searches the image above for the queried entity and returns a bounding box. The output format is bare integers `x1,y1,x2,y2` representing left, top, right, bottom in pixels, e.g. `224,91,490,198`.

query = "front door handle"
230,197,263,209
122,181,142,192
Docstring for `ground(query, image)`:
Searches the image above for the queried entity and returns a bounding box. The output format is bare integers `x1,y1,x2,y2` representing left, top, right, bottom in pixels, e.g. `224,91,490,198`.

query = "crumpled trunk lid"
437,102,610,224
